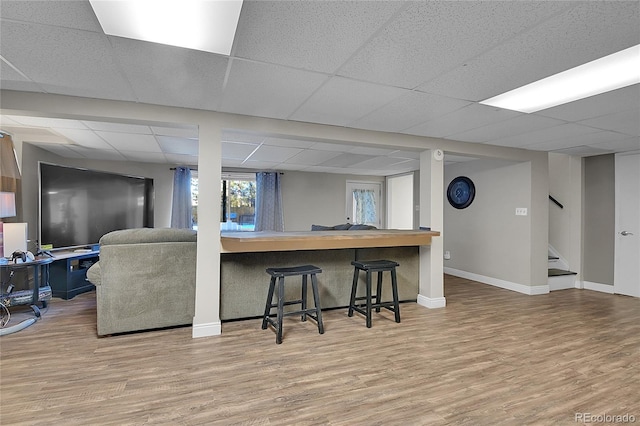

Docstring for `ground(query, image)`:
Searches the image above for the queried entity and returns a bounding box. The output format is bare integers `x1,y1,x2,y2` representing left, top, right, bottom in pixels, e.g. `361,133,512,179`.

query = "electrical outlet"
515,208,528,216
444,250,451,260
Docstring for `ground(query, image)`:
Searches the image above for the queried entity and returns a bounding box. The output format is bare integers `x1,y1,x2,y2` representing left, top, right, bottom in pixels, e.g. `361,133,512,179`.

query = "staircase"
547,247,577,291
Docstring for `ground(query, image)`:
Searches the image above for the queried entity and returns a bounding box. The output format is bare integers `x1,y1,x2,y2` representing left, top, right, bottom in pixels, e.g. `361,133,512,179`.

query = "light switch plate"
515,208,528,216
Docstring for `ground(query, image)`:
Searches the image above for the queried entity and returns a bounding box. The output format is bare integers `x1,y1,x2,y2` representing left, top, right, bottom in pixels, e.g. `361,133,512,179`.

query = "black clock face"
447,176,475,209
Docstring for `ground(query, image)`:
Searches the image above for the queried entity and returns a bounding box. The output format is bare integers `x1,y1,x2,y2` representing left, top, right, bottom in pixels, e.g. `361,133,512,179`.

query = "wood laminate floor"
1,275,638,425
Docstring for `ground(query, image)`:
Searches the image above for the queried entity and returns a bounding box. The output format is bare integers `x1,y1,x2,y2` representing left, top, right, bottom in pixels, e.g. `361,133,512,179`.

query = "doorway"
386,173,414,229
614,151,640,297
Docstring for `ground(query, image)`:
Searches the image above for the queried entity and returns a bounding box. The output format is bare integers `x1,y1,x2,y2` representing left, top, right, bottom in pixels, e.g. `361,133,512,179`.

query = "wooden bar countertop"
220,229,440,253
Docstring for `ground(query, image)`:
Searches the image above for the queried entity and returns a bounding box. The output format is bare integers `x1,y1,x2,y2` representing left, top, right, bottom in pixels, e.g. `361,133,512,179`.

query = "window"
190,173,256,231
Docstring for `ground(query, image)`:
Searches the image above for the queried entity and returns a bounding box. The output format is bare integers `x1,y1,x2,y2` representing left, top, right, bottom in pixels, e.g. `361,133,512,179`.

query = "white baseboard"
417,294,446,308
192,321,222,338
445,267,549,295
582,281,615,294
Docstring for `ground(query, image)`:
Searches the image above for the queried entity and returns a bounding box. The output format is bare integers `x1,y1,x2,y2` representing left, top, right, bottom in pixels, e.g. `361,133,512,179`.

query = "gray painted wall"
444,159,533,286
583,154,615,286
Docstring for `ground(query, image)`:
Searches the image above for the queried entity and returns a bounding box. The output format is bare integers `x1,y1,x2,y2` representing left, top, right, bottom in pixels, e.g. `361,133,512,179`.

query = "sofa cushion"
311,224,335,231
349,224,377,230
332,223,352,230
100,228,197,245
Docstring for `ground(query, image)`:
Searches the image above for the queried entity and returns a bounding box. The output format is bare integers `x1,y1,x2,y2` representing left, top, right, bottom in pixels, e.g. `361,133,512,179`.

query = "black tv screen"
39,163,154,249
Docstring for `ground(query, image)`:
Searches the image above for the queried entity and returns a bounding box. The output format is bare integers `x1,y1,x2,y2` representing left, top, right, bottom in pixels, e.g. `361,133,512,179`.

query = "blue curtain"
254,172,284,232
171,167,192,229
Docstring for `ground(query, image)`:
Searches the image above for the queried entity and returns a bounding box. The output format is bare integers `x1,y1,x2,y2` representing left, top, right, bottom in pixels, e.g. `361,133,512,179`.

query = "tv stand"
49,249,99,300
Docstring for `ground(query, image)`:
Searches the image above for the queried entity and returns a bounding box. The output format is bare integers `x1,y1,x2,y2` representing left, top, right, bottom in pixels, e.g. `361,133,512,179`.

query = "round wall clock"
447,176,475,209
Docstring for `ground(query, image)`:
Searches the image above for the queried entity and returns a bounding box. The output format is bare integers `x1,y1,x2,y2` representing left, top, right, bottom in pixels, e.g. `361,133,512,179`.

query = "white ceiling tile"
109,37,228,110
233,1,403,73
53,128,113,149
491,123,602,148
263,137,315,149
351,91,471,133
305,166,359,175
285,150,342,166
96,131,161,152
291,77,407,126
30,142,85,159
83,121,152,134
0,0,103,32
418,2,640,101
165,154,198,165
272,163,307,171
349,146,397,156
221,142,259,160
537,85,640,122
319,153,376,168
220,59,328,119
578,109,640,136
222,131,266,144
246,145,303,163
548,146,613,156
9,116,88,129
121,151,168,163
157,136,199,155
240,161,280,170
308,142,353,152
67,146,127,161
339,1,570,89
406,104,520,138
350,156,410,170
523,130,631,151
450,114,567,143
387,159,420,171
151,125,199,139
588,137,640,152
0,21,135,101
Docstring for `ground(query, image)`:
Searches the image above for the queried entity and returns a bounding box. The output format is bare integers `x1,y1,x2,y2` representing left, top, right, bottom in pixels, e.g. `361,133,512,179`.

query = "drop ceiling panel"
351,91,470,133
157,136,198,155
491,123,601,148
319,153,376,168
549,146,612,156
589,137,640,152
350,156,410,170
31,142,85,159
450,115,566,143
219,59,328,120
233,1,403,73
109,37,228,110
285,150,342,166
263,137,315,149
151,125,199,139
0,21,135,101
221,142,259,160
338,1,570,89
96,131,161,152
578,109,640,136
53,128,113,150
406,104,519,138
9,116,88,129
241,160,281,170
121,151,167,163
290,77,407,127
0,0,103,32
246,145,303,163
537,85,640,122
165,154,198,165
418,2,640,101
67,145,127,161
524,130,631,151
83,121,152,134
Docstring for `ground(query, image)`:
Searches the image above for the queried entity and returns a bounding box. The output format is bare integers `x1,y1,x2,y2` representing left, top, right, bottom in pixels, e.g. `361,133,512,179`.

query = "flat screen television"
39,162,154,250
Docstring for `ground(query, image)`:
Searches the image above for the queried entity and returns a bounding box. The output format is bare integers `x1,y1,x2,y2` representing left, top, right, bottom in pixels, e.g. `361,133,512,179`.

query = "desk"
219,230,439,320
0,257,53,308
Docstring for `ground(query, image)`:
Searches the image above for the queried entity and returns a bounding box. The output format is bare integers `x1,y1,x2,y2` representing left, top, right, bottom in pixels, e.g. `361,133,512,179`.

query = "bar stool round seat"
262,264,324,344
348,260,401,328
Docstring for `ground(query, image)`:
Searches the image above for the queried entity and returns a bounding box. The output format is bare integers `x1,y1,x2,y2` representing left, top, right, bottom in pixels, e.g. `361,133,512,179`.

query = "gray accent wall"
444,159,533,286
583,154,615,286
280,170,384,231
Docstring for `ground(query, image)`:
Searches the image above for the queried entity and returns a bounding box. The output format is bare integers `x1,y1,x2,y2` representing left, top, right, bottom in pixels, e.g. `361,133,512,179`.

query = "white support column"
192,122,222,338
417,149,446,308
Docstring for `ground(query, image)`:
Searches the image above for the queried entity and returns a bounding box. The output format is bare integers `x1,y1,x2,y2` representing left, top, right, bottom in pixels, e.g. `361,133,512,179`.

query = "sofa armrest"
86,262,102,286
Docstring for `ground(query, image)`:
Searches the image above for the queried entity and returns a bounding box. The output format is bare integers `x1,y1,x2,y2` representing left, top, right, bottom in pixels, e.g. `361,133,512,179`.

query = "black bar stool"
348,260,401,328
262,265,324,344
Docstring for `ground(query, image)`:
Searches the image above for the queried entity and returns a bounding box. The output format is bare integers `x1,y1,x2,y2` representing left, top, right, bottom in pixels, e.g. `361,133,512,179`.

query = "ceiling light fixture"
89,0,243,55
480,44,640,113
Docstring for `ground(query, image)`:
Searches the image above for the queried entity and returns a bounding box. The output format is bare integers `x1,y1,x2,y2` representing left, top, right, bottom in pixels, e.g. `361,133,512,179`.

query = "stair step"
548,256,560,260
548,268,577,277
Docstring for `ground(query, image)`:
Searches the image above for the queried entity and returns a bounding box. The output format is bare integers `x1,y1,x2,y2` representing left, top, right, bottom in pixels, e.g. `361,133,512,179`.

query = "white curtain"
353,189,377,225
171,167,192,228
254,172,284,232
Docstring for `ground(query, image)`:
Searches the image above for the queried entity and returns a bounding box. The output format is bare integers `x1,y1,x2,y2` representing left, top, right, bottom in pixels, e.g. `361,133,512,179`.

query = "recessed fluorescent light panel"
481,44,640,113
89,0,243,55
